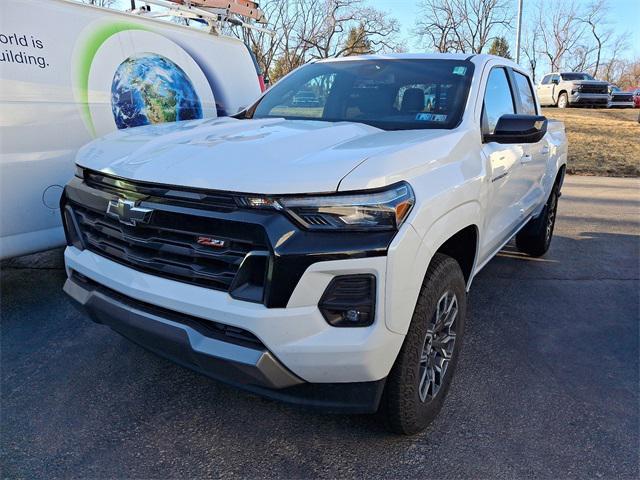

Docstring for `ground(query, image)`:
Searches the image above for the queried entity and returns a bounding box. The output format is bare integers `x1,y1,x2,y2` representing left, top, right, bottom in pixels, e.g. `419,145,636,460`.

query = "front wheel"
557,92,569,108
383,254,467,435
516,184,559,257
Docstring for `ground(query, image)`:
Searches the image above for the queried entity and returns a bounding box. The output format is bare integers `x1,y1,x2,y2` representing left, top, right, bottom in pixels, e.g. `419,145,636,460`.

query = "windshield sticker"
453,66,467,76
416,113,448,122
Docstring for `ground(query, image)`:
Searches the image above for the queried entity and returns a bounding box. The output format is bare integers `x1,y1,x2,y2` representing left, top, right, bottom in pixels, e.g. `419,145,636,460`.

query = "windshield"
561,73,595,81
249,59,475,130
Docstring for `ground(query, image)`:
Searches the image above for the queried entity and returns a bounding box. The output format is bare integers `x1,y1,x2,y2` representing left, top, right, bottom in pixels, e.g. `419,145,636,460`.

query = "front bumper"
64,270,387,413
608,100,635,108
64,245,406,383
569,93,609,105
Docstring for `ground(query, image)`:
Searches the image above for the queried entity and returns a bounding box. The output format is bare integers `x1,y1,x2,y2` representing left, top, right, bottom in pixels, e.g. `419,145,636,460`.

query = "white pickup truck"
62,53,567,434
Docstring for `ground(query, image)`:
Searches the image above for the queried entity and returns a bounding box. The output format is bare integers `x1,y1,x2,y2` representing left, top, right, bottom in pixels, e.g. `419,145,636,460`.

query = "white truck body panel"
76,117,437,194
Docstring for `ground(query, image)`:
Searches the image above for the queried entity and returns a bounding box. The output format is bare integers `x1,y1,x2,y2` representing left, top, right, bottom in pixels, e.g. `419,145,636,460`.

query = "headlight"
239,182,415,231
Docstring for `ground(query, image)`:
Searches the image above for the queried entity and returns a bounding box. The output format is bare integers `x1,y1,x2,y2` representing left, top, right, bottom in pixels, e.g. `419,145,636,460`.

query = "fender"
533,126,568,218
385,201,481,335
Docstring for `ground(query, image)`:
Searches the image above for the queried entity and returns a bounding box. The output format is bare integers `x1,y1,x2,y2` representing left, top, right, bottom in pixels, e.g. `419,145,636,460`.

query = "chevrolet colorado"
62,54,568,434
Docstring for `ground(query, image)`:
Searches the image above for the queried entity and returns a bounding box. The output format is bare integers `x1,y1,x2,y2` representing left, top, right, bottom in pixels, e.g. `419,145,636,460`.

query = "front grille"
66,174,270,293
84,170,239,212
580,84,608,94
611,94,631,102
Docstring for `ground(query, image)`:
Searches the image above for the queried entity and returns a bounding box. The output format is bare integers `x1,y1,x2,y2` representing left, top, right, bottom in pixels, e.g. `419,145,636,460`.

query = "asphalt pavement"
1,175,639,479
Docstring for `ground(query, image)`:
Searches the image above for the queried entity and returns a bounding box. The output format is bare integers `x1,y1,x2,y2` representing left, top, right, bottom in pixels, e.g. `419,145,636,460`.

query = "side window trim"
505,67,524,115
481,65,517,136
507,67,539,115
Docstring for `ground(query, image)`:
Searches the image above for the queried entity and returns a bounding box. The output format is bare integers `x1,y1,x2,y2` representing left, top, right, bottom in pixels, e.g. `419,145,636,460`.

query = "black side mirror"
484,114,548,144
551,78,559,85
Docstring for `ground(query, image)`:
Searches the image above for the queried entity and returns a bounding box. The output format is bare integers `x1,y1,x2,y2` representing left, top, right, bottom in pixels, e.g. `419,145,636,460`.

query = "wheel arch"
556,89,569,105
385,202,481,335
556,163,566,188
433,224,479,285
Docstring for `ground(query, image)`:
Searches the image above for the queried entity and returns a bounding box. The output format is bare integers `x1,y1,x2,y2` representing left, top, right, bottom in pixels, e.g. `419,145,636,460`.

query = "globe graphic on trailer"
111,53,203,129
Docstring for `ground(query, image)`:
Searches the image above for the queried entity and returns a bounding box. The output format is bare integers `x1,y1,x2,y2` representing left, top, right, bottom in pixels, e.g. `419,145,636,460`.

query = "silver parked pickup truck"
608,85,635,108
537,72,609,108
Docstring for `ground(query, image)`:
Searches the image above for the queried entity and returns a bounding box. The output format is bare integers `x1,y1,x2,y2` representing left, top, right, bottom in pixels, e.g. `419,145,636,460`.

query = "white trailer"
0,0,264,259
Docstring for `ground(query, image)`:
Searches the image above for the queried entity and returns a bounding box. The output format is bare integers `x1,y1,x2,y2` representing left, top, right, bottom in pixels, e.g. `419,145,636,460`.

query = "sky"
114,0,639,59
372,0,640,58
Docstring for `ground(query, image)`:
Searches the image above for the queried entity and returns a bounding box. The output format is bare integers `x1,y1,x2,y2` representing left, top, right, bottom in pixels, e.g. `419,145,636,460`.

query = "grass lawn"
542,108,640,177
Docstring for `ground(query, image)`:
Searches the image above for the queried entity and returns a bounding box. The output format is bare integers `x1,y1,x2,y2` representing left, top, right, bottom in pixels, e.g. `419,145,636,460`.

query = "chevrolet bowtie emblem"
106,198,153,226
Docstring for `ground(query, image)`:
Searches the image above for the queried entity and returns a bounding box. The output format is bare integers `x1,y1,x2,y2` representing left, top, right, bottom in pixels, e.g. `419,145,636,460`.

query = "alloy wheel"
418,291,458,402
558,94,568,108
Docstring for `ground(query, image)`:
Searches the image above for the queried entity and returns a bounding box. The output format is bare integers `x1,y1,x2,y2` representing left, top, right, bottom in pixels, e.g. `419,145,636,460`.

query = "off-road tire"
383,254,467,435
557,92,569,108
515,184,559,257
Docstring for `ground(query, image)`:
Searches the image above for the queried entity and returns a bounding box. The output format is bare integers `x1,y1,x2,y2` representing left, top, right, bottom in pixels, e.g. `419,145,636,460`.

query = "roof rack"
137,0,273,35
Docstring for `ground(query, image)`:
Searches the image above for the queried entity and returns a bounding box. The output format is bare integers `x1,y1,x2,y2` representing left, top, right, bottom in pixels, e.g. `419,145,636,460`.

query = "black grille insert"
611,94,631,102
580,84,608,94
66,181,270,293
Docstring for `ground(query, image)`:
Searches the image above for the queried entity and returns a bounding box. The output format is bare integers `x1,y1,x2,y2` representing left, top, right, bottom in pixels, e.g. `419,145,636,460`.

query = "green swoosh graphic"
77,22,149,137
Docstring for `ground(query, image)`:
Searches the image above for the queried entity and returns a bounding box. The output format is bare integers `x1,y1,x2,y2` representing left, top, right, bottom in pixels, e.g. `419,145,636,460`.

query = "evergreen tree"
488,37,512,59
342,24,373,56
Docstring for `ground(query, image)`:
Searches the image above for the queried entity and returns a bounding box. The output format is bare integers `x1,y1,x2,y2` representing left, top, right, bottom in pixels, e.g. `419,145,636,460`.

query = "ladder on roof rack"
138,0,272,35
169,0,266,22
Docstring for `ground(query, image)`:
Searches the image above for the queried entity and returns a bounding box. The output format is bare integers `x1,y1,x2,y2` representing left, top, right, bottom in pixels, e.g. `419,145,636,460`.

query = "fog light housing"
319,274,376,327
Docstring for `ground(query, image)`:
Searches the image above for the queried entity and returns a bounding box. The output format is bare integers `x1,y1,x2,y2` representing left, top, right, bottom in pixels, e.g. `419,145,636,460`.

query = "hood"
572,80,609,86
76,117,432,194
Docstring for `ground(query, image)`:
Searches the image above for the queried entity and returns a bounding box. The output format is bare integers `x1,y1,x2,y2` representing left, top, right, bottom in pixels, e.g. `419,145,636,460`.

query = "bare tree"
415,0,512,54
233,0,400,81
232,1,301,76
521,25,540,82
578,0,613,78
299,0,400,59
600,34,630,83
525,0,630,80
414,0,465,52
536,1,585,71
463,0,513,53
616,57,640,89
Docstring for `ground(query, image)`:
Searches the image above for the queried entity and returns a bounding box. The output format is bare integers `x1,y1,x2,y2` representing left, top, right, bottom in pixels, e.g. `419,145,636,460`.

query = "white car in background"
62,53,568,434
0,0,263,259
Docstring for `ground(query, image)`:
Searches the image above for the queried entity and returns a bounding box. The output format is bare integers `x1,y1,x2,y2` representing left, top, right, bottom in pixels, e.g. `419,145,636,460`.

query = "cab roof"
316,53,522,70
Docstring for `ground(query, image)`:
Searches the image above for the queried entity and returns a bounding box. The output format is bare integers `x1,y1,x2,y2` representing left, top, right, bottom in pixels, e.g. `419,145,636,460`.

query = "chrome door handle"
521,154,533,163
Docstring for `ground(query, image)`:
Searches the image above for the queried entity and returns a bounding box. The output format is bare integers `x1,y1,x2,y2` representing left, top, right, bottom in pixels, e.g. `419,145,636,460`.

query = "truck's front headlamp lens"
279,182,414,231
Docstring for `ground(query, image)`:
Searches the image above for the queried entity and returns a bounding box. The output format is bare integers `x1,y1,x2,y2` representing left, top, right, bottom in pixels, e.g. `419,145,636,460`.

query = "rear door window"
482,67,515,134
513,71,537,115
